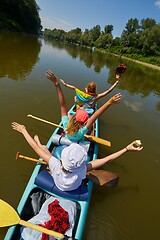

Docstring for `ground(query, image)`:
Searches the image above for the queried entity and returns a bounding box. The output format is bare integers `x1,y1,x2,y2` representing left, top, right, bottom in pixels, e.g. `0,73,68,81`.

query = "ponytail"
66,115,81,135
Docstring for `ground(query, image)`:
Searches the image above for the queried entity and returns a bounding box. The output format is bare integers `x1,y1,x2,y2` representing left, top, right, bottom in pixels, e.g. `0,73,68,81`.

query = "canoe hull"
4,112,98,240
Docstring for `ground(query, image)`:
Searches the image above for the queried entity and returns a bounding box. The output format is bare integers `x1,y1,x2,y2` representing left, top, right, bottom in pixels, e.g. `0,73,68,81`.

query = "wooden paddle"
27,114,111,147
16,152,119,187
86,170,119,187
16,152,47,165
0,199,64,239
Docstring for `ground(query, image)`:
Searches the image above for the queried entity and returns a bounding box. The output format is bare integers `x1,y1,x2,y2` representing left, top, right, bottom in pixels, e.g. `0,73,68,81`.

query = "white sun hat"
61,143,88,173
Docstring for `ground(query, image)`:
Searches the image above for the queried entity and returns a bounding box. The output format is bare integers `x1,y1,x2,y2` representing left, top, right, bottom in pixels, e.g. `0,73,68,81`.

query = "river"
0,31,160,240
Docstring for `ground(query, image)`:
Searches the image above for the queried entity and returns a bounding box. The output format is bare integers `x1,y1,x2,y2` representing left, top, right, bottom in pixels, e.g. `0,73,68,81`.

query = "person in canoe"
60,64,126,114
60,78,119,114
11,122,143,191
45,70,121,142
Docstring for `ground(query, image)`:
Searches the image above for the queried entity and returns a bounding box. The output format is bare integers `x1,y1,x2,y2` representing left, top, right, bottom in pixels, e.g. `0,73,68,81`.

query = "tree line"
44,18,160,66
0,0,41,34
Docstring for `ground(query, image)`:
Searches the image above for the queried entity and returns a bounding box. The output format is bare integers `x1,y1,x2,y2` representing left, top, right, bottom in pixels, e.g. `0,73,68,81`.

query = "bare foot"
34,135,42,146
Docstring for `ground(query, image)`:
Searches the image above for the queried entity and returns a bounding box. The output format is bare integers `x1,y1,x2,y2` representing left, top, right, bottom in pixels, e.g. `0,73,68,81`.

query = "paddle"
16,152,47,165
86,170,119,187
115,64,127,77
27,114,111,147
0,199,64,239
16,152,119,187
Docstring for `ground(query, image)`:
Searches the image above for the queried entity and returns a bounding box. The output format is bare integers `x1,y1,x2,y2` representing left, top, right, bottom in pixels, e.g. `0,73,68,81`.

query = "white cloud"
40,16,73,31
155,0,160,8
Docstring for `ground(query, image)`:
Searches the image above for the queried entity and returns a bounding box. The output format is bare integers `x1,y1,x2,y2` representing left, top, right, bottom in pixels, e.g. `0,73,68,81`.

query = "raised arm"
96,75,120,100
46,70,67,116
60,79,76,90
86,93,121,131
11,122,52,163
87,141,143,171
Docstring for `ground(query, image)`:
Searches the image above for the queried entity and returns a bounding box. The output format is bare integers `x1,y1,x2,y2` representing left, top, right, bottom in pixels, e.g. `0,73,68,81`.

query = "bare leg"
34,135,50,154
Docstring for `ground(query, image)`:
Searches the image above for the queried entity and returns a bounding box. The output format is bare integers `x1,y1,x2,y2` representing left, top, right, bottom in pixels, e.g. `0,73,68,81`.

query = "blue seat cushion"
35,170,88,201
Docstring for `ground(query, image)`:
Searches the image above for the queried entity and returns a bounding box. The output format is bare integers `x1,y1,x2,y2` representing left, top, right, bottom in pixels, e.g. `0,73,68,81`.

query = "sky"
36,0,160,38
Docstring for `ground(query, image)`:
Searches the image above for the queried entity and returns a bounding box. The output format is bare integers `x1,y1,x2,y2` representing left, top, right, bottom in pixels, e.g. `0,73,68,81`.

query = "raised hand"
11,122,26,133
108,93,122,105
126,141,143,151
46,70,59,85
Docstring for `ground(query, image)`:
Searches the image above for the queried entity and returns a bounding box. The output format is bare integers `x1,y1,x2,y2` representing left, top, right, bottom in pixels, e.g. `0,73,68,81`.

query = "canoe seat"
35,170,88,201
35,145,89,201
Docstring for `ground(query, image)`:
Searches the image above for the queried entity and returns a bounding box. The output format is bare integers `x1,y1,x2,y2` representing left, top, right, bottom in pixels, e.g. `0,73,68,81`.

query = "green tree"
65,28,82,44
104,25,113,34
140,18,156,30
90,25,101,42
95,33,113,49
140,25,160,55
121,18,140,46
80,30,93,46
0,0,41,34
111,37,121,46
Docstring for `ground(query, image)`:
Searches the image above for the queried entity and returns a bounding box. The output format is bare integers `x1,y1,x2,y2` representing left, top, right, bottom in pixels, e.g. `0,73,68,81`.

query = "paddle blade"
85,135,111,147
0,199,20,227
86,170,119,187
115,64,127,77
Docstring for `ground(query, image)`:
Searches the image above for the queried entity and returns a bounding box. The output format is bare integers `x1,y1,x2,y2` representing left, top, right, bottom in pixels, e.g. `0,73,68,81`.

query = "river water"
0,31,160,240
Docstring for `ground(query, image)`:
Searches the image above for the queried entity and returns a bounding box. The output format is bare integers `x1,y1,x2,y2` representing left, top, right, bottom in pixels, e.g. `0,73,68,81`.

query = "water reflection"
124,100,143,112
44,38,119,73
156,102,160,111
0,31,41,80
113,61,160,97
44,38,160,99
0,33,160,240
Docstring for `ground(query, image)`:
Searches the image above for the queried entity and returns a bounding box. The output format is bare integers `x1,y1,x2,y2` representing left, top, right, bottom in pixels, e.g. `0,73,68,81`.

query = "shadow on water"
0,31,41,80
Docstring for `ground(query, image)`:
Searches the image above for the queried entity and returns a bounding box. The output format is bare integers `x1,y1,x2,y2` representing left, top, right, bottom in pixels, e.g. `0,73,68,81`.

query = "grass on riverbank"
95,48,160,71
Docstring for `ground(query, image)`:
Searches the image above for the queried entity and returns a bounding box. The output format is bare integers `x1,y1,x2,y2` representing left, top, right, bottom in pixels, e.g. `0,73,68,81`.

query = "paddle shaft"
27,114,111,147
16,152,47,165
0,199,63,239
20,219,64,239
17,153,119,187
27,114,63,129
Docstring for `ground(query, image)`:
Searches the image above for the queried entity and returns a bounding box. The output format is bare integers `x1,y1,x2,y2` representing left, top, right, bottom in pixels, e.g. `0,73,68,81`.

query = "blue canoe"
4,108,98,240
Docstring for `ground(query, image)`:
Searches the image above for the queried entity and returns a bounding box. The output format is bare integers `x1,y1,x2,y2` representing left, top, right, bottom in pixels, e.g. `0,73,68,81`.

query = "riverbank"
110,53,160,70
94,47,160,70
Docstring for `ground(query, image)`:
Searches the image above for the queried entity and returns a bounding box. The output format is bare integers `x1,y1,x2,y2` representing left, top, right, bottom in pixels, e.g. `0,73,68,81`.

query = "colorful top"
75,88,94,107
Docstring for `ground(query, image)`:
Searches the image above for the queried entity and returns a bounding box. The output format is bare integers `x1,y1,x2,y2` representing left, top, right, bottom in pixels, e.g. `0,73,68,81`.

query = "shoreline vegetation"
44,17,160,69
1,1,160,70
106,52,160,71
0,0,41,34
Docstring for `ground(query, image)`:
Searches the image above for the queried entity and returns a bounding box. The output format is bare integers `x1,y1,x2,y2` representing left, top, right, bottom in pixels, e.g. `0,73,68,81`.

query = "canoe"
4,106,98,240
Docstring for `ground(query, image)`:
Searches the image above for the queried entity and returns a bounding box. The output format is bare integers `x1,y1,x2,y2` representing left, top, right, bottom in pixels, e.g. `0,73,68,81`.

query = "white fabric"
61,143,87,173
52,135,90,152
49,156,87,191
21,196,77,240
